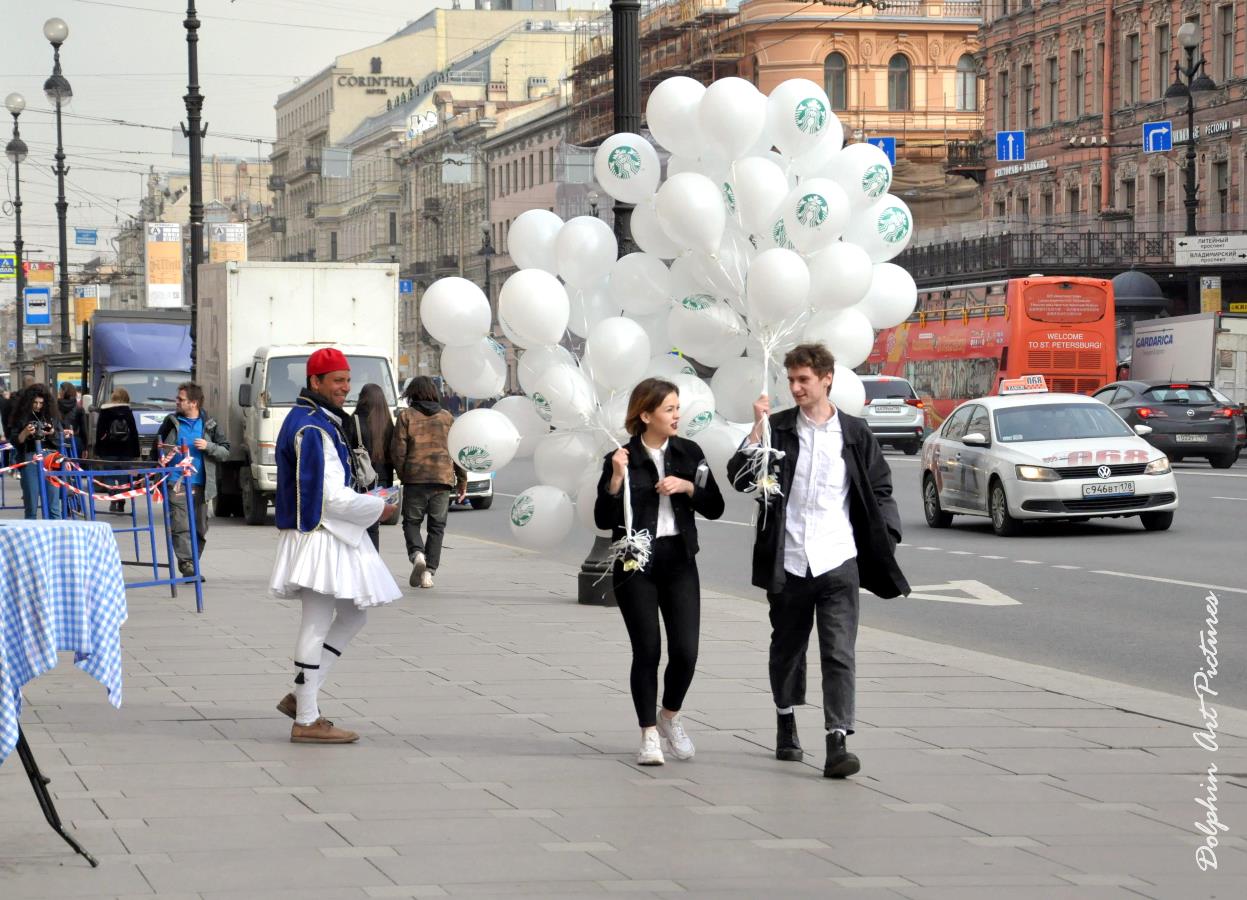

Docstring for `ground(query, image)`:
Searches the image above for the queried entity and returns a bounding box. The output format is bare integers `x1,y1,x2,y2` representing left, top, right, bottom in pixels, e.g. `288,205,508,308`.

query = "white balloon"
644,353,698,380
609,253,672,316
746,248,810,327
856,263,918,330
667,294,747,369
534,430,601,496
498,269,571,349
509,484,575,550
575,463,610,536
493,394,548,459
829,364,866,416
646,75,706,159
671,373,717,438
594,132,661,205
696,417,749,488
533,363,597,429
698,77,767,162
507,209,564,274
517,345,577,396
440,338,507,399
630,199,681,260
448,408,521,474
807,242,875,311
420,277,490,347
568,279,618,340
842,195,914,263
788,123,846,179
732,156,790,236
779,178,852,254
631,310,673,357
584,316,651,391
655,172,726,255
592,389,630,441
710,356,767,425
804,307,876,369
666,155,701,179
825,142,893,209
766,78,840,160
555,216,618,287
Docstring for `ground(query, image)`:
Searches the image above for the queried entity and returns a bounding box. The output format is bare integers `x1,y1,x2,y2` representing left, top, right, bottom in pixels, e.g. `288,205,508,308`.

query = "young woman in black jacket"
594,378,725,766
93,387,141,513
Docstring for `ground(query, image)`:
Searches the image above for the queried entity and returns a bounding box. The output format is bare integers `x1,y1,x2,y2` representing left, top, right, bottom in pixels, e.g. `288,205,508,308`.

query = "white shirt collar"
798,407,840,432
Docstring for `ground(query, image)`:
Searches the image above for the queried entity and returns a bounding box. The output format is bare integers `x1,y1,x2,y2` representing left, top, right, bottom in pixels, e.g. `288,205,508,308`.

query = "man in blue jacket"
156,382,229,578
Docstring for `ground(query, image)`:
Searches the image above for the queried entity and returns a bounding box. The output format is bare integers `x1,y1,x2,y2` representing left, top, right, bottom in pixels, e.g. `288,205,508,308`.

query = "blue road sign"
24,286,51,326
867,136,897,165
74,228,98,246
1142,121,1172,153
996,130,1026,162
399,278,414,295
0,252,15,279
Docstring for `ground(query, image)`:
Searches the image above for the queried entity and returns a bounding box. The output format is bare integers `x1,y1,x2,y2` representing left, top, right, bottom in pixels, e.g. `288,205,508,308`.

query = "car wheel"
902,441,920,456
241,470,267,526
1209,450,1239,469
989,479,1021,537
469,496,493,510
922,475,953,528
1140,510,1174,531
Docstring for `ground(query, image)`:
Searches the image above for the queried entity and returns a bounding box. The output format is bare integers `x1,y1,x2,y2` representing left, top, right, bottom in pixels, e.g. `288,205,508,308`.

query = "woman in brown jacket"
390,376,467,589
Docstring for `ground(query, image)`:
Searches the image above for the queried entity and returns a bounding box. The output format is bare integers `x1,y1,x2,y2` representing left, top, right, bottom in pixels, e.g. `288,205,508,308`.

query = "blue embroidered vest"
274,397,351,533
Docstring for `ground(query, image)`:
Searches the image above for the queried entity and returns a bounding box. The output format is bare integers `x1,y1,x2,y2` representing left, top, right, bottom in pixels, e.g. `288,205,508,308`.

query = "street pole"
43,19,73,354
1183,51,1198,239
6,94,28,378
182,0,207,380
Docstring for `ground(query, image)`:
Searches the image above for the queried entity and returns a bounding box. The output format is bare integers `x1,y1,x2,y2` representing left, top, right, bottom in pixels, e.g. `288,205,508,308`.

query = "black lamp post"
182,0,207,380
43,17,72,354
6,92,27,376
479,219,494,311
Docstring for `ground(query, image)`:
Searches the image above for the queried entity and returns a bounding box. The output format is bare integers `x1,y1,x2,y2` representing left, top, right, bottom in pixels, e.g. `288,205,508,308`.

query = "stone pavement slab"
2,517,1244,898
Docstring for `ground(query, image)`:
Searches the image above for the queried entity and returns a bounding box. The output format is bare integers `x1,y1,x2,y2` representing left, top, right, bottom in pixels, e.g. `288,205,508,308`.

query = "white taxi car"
920,379,1178,536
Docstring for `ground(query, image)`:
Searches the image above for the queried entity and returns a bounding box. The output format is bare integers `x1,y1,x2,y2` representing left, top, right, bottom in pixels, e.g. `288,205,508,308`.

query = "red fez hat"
307,347,350,377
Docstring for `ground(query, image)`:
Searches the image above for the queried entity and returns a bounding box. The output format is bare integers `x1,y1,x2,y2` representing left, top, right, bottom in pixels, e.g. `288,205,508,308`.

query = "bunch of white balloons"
422,74,920,553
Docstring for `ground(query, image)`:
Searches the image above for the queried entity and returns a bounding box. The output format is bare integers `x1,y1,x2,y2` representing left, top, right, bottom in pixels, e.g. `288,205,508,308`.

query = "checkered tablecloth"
0,520,127,763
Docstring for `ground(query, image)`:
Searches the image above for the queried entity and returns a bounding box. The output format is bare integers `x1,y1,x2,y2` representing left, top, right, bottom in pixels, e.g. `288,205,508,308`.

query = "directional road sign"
995,130,1026,162
1174,234,1247,267
1142,121,1172,153
399,279,414,295
74,228,98,246
867,136,896,165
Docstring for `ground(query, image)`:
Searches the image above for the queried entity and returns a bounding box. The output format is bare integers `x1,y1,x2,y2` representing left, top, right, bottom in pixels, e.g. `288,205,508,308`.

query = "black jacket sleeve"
862,430,902,544
688,448,725,521
593,452,624,532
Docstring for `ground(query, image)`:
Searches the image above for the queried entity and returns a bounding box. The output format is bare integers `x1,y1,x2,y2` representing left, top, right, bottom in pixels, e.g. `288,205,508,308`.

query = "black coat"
93,403,141,460
727,408,910,599
58,398,88,451
594,434,725,563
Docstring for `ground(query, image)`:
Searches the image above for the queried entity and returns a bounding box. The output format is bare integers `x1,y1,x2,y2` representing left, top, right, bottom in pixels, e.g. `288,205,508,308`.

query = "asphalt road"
446,451,1247,708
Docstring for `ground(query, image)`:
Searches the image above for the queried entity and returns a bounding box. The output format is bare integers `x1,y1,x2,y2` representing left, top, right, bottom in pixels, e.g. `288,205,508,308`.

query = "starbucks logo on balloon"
794,98,827,135
877,206,911,244
862,165,890,199
687,410,713,436
531,392,552,422
510,493,536,527
681,293,714,311
772,219,793,249
607,146,642,179
457,445,492,472
722,182,737,214
796,193,829,228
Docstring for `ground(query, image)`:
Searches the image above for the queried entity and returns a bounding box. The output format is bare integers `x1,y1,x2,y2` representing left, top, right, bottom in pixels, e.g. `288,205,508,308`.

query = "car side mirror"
1133,424,1153,436
238,383,252,408
962,432,990,447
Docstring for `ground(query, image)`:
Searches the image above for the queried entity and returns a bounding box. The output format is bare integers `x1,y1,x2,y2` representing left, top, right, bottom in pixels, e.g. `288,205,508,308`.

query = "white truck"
197,261,400,523
1130,312,1247,403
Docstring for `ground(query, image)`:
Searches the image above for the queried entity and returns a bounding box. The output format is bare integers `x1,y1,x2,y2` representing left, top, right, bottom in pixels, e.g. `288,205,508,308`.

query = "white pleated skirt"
269,528,401,609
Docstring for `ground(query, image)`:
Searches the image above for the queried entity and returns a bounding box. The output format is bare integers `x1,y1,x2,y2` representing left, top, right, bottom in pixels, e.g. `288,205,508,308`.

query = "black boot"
776,712,803,762
823,731,861,779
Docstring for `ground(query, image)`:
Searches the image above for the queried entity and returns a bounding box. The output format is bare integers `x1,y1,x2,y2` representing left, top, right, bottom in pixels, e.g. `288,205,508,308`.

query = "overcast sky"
1,0,449,293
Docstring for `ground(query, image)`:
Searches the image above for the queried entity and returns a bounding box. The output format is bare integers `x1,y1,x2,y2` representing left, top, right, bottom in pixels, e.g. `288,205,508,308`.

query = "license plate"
873,407,904,414
1175,434,1208,443
1082,481,1135,497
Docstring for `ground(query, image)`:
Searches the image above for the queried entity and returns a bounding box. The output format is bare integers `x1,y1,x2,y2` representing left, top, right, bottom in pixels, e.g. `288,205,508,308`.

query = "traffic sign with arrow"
1175,234,1247,267
1142,121,1172,153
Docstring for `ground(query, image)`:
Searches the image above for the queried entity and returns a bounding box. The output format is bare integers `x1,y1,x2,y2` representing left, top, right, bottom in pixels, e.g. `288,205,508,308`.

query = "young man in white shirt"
727,343,909,777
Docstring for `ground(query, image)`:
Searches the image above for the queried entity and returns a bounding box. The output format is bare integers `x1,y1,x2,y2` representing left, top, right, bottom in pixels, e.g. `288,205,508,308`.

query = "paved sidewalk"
3,515,1246,899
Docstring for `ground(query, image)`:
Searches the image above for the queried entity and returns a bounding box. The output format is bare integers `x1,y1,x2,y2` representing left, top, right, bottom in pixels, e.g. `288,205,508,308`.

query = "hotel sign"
337,75,415,96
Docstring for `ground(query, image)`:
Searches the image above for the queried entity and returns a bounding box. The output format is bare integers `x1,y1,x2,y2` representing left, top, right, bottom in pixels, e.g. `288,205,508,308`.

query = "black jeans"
613,536,701,728
402,482,450,570
767,558,860,734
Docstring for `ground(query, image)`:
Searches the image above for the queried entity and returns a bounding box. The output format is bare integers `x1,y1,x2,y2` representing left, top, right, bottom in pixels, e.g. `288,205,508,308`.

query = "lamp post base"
577,535,617,606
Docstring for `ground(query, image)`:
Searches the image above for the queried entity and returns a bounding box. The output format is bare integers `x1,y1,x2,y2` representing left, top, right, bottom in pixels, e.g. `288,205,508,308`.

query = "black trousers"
767,558,860,734
613,536,701,728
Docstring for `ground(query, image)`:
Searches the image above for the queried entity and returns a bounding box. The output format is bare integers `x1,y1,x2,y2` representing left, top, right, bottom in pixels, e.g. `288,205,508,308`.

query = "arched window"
888,54,911,111
955,54,978,111
824,52,847,110
750,55,760,87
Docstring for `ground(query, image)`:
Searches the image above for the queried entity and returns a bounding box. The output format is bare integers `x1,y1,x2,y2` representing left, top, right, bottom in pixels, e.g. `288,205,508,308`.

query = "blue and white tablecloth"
0,520,127,763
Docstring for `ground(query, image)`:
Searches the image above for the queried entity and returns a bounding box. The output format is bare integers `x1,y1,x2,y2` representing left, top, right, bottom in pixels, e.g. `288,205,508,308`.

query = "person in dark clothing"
595,378,725,766
7,383,64,519
727,343,909,779
351,382,395,551
57,382,88,454
94,387,142,513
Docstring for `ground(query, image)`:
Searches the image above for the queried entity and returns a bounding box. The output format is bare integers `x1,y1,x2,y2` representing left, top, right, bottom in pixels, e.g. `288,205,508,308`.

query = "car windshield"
994,403,1134,442
863,380,916,401
264,355,396,406
1144,385,1216,403
109,370,187,408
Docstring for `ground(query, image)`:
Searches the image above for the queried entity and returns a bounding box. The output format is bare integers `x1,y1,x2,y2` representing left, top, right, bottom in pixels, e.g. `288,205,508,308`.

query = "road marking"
1015,559,1043,565
1052,565,1081,570
979,555,1006,560
946,550,974,555
1174,470,1247,479
1212,496,1247,501
1089,570,1247,596
917,546,942,551
902,580,1021,606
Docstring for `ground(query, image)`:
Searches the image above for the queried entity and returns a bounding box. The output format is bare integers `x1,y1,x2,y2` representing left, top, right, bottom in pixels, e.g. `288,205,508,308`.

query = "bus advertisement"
863,276,1116,425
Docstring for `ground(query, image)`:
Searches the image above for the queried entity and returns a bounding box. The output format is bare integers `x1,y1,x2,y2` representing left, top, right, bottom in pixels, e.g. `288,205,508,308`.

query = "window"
503,164,510,195
1217,5,1234,82
997,70,1011,130
1042,191,1054,218
1155,23,1171,98
329,231,338,262
1017,193,1030,219
888,54,911,111
1214,160,1230,219
824,52,848,110
942,406,973,440
549,149,556,182
995,403,1133,442
1122,177,1136,213
994,197,1007,218
538,150,545,185
966,406,992,441
528,154,534,190
1066,183,1081,218
1045,56,1059,122
1071,49,1085,116
1125,33,1141,105
956,54,977,111
1021,64,1033,128
1091,181,1102,214
1093,41,1105,113
1152,172,1167,221
389,212,397,246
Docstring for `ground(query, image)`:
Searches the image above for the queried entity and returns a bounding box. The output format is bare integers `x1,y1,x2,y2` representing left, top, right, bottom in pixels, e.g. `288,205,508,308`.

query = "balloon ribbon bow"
605,468,653,577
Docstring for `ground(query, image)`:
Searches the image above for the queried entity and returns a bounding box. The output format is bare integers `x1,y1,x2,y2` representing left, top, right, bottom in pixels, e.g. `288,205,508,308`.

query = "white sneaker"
419,569,434,589
409,552,427,587
637,729,664,766
655,713,695,760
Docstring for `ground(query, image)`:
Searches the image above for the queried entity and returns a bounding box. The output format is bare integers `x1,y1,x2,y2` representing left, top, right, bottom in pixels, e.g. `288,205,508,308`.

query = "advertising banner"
145,223,183,308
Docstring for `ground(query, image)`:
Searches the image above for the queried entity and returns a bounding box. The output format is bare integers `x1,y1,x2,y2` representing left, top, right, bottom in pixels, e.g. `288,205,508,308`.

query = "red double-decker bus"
863,276,1116,426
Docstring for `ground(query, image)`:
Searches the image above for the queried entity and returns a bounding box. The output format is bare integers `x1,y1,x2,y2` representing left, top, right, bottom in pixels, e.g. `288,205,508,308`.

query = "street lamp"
43,17,73,353
5,92,28,376
587,191,600,218
478,219,494,312
182,0,207,380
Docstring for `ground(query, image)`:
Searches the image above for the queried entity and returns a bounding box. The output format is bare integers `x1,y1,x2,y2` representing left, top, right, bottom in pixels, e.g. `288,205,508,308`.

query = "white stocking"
317,599,367,690
293,591,336,725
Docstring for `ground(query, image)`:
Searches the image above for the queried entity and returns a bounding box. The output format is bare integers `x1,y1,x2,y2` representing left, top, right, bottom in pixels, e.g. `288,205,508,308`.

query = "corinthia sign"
337,75,415,89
